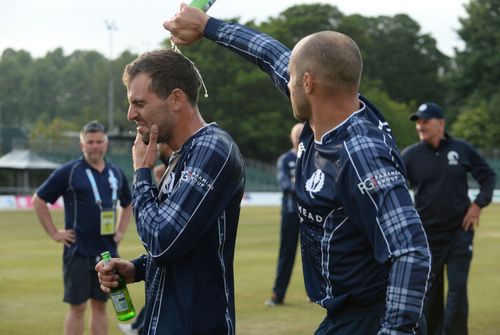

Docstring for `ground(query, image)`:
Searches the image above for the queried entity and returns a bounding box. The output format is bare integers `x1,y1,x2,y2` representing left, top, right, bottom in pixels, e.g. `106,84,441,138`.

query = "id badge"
100,209,116,235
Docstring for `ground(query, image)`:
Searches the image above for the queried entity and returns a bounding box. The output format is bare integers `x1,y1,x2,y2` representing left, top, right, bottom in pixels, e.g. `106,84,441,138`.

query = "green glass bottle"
189,0,217,12
100,251,136,321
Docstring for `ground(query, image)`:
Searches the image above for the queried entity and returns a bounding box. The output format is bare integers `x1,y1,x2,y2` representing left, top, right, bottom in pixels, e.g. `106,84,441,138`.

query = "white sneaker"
117,323,138,335
264,296,283,306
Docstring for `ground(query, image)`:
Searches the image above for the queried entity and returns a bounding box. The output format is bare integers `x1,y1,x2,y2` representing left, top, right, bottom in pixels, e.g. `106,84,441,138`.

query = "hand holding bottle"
97,252,137,321
164,3,211,46
189,0,217,11
96,254,136,291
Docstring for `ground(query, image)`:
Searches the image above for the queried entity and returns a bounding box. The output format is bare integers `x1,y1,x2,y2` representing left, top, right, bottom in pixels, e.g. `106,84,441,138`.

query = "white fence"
3,190,500,211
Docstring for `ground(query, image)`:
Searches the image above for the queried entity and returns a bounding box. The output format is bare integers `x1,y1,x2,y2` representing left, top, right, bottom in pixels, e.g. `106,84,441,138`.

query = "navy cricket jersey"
402,135,496,238
131,123,244,335
36,157,132,257
277,149,298,214
205,18,431,334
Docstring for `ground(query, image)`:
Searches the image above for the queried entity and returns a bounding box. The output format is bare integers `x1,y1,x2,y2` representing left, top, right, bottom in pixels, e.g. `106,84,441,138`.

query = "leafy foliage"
339,14,449,105
451,102,494,149
1,2,497,160
445,0,500,148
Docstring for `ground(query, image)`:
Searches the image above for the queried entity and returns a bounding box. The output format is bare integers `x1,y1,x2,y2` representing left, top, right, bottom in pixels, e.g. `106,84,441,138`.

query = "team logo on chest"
297,142,306,158
447,151,459,165
160,172,176,198
305,169,325,198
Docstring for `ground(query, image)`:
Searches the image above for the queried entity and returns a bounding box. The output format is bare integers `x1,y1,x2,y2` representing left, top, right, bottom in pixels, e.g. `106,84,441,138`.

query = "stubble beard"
141,133,150,145
292,102,310,122
140,128,171,146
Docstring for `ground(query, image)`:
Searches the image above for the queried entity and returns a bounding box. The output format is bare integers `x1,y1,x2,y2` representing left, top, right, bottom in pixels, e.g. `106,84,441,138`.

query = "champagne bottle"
100,251,136,321
189,0,217,12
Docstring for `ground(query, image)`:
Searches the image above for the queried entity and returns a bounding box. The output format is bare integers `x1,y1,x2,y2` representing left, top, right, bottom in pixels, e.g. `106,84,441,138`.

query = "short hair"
295,31,362,90
80,120,107,141
122,49,202,105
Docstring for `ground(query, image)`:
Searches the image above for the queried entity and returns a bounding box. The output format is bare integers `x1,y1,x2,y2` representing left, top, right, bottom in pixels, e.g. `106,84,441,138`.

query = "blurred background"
1,0,500,196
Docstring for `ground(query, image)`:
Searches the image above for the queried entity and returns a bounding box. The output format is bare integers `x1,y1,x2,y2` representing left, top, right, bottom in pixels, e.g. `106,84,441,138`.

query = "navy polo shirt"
402,135,496,238
36,157,132,257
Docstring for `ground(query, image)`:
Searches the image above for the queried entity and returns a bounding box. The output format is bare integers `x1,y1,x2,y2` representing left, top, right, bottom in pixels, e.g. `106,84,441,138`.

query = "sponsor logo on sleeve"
181,170,214,191
357,170,402,195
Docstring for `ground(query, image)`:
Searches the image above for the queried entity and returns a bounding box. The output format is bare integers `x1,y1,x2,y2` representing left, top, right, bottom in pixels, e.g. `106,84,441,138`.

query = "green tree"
24,56,61,122
0,3,474,159
446,0,500,149
452,0,500,103
168,36,291,161
339,14,449,105
56,50,108,123
160,5,435,160
0,49,32,126
450,103,494,149
260,4,344,47
360,78,418,150
113,50,138,132
29,117,77,142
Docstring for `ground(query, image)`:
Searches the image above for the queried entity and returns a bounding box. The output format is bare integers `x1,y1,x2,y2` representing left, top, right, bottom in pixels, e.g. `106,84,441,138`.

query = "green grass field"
0,205,499,334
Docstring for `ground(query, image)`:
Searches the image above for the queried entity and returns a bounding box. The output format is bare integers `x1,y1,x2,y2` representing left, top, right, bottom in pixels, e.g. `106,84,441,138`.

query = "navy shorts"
63,253,108,305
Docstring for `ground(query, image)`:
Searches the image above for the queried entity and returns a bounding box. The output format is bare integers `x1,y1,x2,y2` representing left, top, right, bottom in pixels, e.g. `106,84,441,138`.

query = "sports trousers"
272,211,300,302
425,229,473,335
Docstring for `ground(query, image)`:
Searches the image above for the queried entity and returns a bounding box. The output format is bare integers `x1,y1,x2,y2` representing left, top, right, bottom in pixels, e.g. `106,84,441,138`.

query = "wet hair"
122,49,201,105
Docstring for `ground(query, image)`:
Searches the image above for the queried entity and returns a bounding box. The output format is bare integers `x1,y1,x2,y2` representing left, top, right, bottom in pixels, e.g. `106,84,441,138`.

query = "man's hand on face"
132,124,159,171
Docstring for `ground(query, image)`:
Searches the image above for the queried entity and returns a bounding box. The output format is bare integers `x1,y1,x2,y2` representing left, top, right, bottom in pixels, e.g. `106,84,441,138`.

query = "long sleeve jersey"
402,134,496,238
277,149,298,213
131,123,245,335
204,18,431,334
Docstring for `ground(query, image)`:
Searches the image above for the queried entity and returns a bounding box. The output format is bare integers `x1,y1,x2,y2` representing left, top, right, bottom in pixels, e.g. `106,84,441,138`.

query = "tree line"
0,0,498,162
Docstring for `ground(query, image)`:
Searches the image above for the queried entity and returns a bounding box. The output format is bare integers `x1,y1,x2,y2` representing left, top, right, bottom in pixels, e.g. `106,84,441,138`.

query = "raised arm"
164,4,291,96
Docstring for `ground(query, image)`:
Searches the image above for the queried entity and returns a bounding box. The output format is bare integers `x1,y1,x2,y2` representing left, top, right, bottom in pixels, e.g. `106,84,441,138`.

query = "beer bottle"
189,0,217,12
100,251,136,321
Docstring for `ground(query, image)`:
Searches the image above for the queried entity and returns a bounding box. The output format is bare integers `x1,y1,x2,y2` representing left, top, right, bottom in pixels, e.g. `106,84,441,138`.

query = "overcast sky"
1,0,468,58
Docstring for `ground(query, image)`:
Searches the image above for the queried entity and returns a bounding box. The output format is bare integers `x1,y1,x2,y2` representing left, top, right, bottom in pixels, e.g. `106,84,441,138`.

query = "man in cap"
402,102,496,335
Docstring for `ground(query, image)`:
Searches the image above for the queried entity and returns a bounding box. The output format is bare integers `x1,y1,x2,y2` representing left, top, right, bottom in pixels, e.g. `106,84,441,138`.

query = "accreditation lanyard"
85,168,118,235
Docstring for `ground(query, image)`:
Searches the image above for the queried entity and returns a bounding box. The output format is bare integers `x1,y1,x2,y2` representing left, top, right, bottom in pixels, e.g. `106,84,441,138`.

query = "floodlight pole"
105,20,117,133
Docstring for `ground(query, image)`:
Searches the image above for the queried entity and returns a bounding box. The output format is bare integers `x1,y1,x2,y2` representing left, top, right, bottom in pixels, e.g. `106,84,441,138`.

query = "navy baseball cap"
410,102,444,121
